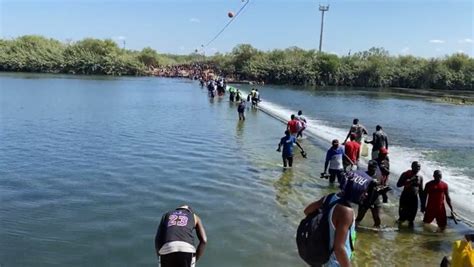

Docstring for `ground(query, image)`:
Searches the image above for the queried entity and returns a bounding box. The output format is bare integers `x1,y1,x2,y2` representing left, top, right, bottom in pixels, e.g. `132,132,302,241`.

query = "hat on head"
341,170,375,205
177,205,194,213
368,160,378,167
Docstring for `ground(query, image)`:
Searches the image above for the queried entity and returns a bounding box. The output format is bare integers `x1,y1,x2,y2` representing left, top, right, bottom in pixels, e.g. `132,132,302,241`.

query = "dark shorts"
282,155,293,166
399,191,418,222
160,252,194,267
423,207,447,228
329,169,345,186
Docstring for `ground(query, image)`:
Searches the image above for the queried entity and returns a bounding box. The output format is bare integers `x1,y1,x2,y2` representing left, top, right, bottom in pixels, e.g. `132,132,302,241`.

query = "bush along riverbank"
0,35,204,76
1,36,473,91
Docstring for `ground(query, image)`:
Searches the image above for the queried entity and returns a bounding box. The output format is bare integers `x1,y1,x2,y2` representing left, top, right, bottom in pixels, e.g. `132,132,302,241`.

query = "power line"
201,0,251,50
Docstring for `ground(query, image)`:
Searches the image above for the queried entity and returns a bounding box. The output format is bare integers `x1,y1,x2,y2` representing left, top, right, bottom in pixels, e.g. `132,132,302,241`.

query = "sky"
0,0,473,57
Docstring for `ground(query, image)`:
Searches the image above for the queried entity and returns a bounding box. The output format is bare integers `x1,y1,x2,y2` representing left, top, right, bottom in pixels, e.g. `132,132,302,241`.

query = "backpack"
296,193,351,266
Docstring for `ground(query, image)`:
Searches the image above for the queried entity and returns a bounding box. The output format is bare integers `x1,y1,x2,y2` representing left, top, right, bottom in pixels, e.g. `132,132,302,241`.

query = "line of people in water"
324,119,454,230
200,77,261,103
153,82,467,267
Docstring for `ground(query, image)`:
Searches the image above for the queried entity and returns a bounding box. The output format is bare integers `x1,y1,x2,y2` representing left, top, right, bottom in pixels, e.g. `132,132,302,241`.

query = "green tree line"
208,44,474,90
1,36,473,90
0,35,198,76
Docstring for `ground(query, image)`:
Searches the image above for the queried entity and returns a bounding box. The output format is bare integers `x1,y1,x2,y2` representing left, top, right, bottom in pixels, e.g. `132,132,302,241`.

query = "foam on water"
258,99,473,224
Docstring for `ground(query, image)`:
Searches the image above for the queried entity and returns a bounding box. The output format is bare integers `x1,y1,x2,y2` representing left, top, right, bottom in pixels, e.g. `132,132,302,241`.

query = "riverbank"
2,35,473,91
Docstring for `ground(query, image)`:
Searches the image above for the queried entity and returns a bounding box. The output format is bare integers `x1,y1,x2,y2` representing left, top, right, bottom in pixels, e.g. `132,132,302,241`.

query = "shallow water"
0,73,472,266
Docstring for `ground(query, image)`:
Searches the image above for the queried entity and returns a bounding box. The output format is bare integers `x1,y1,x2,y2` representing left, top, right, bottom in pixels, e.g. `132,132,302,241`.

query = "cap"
341,170,375,204
368,160,378,167
412,161,421,167
177,205,194,213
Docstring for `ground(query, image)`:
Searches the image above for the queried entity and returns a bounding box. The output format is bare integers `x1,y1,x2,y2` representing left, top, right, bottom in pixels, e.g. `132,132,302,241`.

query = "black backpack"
296,193,351,266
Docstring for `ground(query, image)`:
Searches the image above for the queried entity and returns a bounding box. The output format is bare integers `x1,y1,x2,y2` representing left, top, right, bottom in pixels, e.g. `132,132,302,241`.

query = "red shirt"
425,180,448,211
287,120,299,134
344,141,360,163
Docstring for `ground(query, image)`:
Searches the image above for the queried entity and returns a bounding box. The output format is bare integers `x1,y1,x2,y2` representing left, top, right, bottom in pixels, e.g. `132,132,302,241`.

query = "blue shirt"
280,135,296,157
325,146,344,170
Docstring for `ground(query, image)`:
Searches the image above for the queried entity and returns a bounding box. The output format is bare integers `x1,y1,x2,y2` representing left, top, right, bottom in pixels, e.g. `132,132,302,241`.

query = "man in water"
344,118,368,144
343,134,360,171
287,114,301,137
422,170,454,231
365,125,388,160
304,170,377,267
251,88,259,107
228,86,236,102
155,205,207,267
238,100,246,121
207,81,214,98
235,89,242,102
355,160,382,228
323,139,345,186
376,147,390,203
396,161,424,227
296,110,307,139
276,130,306,168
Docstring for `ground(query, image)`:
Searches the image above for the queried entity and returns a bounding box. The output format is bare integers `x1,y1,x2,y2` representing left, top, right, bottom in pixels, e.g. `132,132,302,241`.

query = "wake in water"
256,99,473,225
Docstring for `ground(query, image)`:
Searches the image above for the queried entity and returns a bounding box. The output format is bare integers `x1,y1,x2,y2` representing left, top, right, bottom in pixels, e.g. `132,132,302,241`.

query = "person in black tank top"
155,205,207,267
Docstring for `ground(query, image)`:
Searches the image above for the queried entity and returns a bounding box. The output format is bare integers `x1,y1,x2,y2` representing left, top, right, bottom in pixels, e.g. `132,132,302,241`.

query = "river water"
0,73,472,266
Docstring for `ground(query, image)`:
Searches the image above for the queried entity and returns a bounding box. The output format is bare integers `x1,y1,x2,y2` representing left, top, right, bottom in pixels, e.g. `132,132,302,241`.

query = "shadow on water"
236,120,245,141
274,169,295,206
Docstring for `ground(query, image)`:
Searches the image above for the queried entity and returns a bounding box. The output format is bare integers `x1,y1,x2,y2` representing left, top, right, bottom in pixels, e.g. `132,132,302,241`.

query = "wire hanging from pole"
202,0,251,49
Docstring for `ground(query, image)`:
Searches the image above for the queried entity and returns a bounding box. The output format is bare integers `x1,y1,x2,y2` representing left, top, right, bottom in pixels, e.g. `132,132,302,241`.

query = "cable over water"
202,0,251,49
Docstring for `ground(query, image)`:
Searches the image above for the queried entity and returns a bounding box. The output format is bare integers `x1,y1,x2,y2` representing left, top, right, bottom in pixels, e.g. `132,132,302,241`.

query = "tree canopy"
1,36,473,90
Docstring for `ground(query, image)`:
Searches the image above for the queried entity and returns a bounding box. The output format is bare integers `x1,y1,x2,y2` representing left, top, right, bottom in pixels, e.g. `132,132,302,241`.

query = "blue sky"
1,0,472,57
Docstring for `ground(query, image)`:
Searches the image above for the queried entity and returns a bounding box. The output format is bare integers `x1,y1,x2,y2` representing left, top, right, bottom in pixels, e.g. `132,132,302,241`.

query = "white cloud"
189,18,200,23
435,47,443,52
457,50,465,54
401,47,410,54
429,39,445,44
179,46,185,51
115,36,126,41
458,38,473,44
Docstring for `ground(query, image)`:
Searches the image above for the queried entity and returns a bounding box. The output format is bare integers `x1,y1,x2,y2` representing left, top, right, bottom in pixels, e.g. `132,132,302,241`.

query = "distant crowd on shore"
150,63,265,86
150,63,216,79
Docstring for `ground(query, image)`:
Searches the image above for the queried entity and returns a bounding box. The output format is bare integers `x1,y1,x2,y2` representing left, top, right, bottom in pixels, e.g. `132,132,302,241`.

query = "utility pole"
318,4,329,52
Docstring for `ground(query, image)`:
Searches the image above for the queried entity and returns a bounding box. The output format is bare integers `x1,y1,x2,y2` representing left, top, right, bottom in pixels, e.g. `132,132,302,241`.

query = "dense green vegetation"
0,35,199,75
209,44,474,90
1,36,473,90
